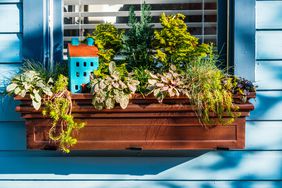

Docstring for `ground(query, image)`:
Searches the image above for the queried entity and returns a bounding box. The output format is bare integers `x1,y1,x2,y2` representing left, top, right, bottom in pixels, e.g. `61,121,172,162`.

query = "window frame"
23,0,255,80
23,0,63,68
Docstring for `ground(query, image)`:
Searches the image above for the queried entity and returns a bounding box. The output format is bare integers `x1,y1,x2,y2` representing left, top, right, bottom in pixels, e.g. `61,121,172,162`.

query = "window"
22,1,254,79
63,0,223,60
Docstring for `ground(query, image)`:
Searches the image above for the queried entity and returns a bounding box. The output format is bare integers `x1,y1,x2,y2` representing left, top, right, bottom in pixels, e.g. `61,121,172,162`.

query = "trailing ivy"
7,60,84,153
42,75,85,153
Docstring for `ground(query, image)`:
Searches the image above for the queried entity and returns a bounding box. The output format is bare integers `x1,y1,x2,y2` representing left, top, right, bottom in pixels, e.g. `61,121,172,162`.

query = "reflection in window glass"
64,0,217,59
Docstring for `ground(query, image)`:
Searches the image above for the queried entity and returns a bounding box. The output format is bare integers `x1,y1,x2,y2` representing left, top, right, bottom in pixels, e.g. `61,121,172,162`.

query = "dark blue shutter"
23,0,63,65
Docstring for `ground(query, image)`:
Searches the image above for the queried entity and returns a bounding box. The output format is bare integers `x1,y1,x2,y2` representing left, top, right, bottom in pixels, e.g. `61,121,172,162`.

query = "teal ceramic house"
68,38,99,93
0,0,281,188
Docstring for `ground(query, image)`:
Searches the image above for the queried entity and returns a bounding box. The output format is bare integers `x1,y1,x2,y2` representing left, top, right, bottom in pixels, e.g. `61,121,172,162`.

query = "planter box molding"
15,93,255,151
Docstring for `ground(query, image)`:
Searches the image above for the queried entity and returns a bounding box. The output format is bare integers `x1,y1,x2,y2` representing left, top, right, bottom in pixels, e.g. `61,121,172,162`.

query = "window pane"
63,0,218,59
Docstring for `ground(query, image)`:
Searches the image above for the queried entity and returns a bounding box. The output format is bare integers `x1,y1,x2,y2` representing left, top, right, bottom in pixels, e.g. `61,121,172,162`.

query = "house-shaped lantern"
67,38,99,93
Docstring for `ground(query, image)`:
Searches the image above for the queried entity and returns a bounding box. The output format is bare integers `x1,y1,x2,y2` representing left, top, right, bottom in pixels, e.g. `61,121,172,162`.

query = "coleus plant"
91,61,140,110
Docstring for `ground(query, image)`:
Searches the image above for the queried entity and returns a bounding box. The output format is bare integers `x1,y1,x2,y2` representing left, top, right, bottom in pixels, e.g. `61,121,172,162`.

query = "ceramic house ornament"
67,38,99,93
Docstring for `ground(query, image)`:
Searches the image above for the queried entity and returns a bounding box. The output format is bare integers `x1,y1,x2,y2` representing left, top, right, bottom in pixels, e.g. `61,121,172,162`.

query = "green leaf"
128,84,137,93
33,90,41,102
105,97,115,109
109,61,116,75
153,88,160,97
48,77,54,84
14,87,21,95
43,87,53,96
23,82,30,90
20,90,26,97
6,83,17,92
36,81,45,88
148,79,157,85
119,95,129,109
32,100,41,110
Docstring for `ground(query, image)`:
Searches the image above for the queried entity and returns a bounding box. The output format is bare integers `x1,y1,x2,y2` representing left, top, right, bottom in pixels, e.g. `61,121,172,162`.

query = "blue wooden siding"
0,34,22,63
0,0,281,188
0,4,21,33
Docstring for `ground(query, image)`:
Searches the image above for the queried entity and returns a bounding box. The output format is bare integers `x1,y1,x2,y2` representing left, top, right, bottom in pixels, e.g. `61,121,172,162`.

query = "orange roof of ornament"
68,43,99,57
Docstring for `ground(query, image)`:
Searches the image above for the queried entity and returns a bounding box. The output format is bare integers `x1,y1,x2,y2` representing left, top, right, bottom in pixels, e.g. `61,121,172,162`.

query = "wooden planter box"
15,93,255,151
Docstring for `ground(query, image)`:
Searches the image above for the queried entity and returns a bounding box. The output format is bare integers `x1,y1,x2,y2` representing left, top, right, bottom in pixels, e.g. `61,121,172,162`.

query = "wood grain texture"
25,118,246,150
1,120,281,150
14,95,255,151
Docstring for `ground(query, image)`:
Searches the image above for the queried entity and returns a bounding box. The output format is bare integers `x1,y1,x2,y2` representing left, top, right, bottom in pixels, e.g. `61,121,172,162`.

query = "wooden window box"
15,93,255,151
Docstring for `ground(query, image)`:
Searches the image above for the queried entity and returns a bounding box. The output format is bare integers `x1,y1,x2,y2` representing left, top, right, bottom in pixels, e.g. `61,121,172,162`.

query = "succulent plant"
91,62,140,110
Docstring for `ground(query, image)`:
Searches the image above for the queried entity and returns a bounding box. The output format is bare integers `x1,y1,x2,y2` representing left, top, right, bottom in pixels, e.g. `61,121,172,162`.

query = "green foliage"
52,74,68,93
20,59,51,81
153,13,213,69
89,23,123,77
42,75,85,153
183,59,238,125
132,67,150,95
91,62,139,110
223,75,256,103
91,23,123,63
122,3,154,70
147,65,185,102
52,62,69,79
6,10,257,152
21,59,68,81
6,60,69,110
6,70,53,110
7,60,84,153
94,61,128,79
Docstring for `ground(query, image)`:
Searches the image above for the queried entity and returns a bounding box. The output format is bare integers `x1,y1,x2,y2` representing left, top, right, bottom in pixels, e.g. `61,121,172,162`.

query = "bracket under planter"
15,93,255,151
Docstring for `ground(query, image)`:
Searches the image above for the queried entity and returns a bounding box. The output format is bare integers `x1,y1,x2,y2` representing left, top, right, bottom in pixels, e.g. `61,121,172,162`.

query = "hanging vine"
42,75,85,153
